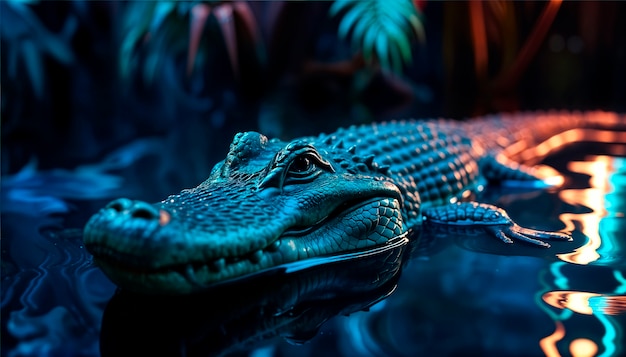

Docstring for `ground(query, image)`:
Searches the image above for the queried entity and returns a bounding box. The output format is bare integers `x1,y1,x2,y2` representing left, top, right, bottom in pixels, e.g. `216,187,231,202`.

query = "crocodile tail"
467,111,626,164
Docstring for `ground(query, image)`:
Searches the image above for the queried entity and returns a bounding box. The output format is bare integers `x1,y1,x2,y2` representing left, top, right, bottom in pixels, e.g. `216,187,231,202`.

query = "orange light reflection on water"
543,291,626,316
541,321,600,357
570,338,599,357
557,156,614,265
540,154,625,357
540,321,565,357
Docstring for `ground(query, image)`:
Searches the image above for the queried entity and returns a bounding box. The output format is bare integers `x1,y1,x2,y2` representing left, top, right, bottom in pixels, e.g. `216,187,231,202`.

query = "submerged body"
83,111,624,294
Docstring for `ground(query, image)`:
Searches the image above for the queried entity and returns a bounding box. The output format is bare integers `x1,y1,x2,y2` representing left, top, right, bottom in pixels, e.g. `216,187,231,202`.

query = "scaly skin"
83,111,625,294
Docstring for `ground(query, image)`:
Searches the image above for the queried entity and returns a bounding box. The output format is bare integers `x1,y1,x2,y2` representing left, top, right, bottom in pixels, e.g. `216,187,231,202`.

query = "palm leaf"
150,1,177,33
119,2,159,79
118,1,260,83
331,0,424,73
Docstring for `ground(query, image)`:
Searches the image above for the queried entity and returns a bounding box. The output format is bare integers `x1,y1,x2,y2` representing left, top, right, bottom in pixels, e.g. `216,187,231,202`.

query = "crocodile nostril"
104,198,159,220
106,198,132,212
130,202,159,220
132,208,155,219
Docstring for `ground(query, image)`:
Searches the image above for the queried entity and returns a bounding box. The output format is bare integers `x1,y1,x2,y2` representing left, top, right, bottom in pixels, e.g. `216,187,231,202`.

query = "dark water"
2,144,625,357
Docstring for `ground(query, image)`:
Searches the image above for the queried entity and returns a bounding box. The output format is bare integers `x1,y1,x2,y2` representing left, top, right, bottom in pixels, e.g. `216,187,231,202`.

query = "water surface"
1,144,625,357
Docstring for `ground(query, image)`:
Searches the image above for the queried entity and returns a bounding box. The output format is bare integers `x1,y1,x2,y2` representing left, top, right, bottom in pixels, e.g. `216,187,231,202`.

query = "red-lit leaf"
21,39,43,98
232,2,261,48
214,4,239,78
413,0,426,12
187,3,211,76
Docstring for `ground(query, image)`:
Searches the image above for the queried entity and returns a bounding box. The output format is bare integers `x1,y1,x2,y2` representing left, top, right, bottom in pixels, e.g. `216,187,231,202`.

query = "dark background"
2,2,625,356
2,1,625,201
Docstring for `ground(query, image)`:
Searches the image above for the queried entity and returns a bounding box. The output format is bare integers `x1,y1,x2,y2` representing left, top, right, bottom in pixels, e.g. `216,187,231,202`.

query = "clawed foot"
423,202,572,248
485,223,572,248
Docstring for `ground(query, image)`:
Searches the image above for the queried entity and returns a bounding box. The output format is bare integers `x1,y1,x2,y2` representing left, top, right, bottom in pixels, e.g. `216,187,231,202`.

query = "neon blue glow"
597,218,616,263
597,157,625,264
614,270,626,294
250,346,275,357
550,261,569,290
597,313,619,357
535,269,573,321
538,155,625,357
283,234,408,273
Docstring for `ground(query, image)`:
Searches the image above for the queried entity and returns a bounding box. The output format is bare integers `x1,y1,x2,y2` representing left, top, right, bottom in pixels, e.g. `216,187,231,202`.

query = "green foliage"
1,0,76,98
119,1,221,82
118,1,258,84
330,0,424,74
118,1,180,82
118,0,425,83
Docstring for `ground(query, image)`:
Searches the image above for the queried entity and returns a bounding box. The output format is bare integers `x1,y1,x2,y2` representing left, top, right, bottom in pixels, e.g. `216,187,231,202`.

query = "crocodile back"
311,111,626,225
464,111,626,162
312,119,481,229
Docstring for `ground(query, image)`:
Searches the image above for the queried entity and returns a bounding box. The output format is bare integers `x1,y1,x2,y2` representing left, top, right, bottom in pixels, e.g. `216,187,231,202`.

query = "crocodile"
83,111,625,294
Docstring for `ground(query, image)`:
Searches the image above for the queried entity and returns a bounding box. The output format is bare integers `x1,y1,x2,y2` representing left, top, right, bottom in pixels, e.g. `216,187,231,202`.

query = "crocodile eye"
287,155,318,180
289,156,312,174
259,146,335,189
285,154,326,184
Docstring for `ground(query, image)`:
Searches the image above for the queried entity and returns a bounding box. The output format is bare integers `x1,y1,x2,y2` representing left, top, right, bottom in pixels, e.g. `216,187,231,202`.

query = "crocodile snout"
105,198,160,220
104,198,172,227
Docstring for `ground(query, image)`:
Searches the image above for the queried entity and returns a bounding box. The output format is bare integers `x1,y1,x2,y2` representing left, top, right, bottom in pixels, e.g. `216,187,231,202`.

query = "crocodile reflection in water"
99,233,409,356
99,222,594,357
83,112,626,295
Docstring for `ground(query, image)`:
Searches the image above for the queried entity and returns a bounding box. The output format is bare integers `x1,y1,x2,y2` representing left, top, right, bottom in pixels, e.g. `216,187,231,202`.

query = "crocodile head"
84,131,405,294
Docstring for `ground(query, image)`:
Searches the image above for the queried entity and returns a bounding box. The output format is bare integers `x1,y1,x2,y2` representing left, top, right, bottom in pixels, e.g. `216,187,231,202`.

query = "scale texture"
83,111,624,294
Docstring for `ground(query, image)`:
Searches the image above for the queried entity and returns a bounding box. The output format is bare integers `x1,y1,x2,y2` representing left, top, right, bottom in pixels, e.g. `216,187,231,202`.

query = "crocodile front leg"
422,202,572,247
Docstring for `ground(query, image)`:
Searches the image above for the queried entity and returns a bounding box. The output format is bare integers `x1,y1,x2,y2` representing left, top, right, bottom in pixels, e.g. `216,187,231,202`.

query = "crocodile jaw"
82,130,409,294
85,194,403,294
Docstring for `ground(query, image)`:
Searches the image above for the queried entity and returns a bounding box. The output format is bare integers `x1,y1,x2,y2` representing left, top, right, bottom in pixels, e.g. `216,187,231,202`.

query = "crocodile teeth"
210,258,226,272
249,250,263,263
184,264,203,287
267,240,281,252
